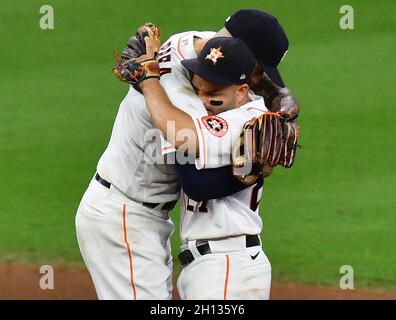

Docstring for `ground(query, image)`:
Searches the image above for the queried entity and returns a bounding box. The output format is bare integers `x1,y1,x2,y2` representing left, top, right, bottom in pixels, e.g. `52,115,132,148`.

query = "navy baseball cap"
224,9,289,87
181,37,256,86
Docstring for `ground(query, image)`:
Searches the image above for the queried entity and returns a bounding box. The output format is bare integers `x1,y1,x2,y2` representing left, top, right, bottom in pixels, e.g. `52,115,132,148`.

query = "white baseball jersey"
180,97,268,243
173,94,271,301
192,93,267,170
96,31,214,203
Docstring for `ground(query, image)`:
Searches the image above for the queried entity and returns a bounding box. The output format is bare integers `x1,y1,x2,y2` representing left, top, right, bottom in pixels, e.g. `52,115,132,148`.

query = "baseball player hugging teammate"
76,9,300,300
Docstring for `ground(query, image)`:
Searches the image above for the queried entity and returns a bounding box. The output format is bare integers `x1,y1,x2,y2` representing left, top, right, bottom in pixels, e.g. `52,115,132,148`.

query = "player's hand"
135,25,161,63
145,25,161,59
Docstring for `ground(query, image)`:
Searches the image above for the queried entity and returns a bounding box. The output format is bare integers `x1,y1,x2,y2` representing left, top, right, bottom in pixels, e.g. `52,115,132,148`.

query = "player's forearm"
140,79,199,153
251,72,300,118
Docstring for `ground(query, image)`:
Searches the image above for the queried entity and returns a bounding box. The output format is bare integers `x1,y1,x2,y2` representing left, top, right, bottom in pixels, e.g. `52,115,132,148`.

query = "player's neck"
193,38,209,55
238,95,251,107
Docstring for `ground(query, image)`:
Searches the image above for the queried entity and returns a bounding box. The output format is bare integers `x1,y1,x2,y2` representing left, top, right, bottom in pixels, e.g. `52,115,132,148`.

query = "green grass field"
1,0,395,290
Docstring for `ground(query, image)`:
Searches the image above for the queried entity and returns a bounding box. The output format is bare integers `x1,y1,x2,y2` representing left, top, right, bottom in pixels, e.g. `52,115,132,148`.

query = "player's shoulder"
161,31,215,61
162,31,215,47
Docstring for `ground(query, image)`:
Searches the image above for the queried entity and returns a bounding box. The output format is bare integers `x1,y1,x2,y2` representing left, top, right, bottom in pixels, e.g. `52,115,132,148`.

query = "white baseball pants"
177,236,271,300
75,178,174,300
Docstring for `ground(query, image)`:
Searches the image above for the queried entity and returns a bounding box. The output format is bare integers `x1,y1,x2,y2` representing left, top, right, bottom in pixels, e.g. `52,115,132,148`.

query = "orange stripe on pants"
224,255,230,300
122,204,137,300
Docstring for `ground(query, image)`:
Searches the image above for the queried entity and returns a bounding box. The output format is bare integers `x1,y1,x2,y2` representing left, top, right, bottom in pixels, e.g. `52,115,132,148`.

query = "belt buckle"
178,250,194,266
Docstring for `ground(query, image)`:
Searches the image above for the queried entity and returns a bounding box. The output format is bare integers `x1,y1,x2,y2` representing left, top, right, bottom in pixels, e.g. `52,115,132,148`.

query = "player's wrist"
139,77,160,90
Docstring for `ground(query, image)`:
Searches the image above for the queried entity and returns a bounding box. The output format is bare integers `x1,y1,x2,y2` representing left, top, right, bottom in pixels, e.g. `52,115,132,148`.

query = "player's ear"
235,84,250,105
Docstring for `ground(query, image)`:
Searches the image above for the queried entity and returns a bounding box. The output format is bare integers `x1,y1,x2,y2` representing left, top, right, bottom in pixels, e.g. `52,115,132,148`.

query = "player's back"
96,87,180,203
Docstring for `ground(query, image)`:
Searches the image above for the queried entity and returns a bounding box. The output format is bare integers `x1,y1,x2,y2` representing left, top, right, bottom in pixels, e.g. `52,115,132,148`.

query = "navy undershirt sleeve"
174,162,249,202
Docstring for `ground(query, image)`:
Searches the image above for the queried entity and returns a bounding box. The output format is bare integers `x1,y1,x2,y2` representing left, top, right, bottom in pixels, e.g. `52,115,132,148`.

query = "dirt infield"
1,264,395,300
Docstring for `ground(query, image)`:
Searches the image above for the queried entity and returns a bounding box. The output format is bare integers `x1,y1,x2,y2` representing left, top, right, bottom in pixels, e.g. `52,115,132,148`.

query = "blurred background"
0,0,395,298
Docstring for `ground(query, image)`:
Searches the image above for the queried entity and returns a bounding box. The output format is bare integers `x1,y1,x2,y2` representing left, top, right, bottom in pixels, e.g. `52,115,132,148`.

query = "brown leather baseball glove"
232,112,300,185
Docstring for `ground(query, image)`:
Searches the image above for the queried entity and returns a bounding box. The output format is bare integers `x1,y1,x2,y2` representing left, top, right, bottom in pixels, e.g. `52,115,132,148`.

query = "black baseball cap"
225,9,289,87
181,37,256,86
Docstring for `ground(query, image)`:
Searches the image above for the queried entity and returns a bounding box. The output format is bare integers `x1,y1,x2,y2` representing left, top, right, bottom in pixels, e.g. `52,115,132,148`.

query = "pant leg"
177,246,271,300
75,182,174,300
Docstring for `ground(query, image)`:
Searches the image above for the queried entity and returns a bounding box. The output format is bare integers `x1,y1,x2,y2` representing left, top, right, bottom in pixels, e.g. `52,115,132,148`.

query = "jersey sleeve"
174,163,248,202
193,98,268,170
157,33,206,156
159,135,176,155
158,65,208,156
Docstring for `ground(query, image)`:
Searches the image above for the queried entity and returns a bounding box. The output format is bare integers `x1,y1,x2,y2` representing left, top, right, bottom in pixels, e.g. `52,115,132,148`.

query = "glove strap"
112,57,160,87
139,59,160,81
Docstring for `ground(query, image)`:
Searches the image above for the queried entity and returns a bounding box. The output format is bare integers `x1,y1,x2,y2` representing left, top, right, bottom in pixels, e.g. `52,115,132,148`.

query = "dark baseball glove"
232,112,300,185
112,54,160,85
120,22,160,60
112,22,161,87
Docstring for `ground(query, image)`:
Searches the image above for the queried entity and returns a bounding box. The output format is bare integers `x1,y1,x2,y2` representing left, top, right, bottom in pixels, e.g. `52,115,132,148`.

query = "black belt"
178,235,260,267
95,172,111,189
95,173,177,211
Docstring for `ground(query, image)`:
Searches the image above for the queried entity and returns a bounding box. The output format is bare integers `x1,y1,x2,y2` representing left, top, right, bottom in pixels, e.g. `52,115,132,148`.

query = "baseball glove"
246,70,301,175
278,116,300,168
112,22,161,87
112,54,160,85
232,112,284,185
232,112,300,185
121,22,160,60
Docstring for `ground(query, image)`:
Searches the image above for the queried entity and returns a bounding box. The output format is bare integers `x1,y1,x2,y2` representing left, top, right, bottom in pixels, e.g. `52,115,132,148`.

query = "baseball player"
76,9,298,300
126,27,298,299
